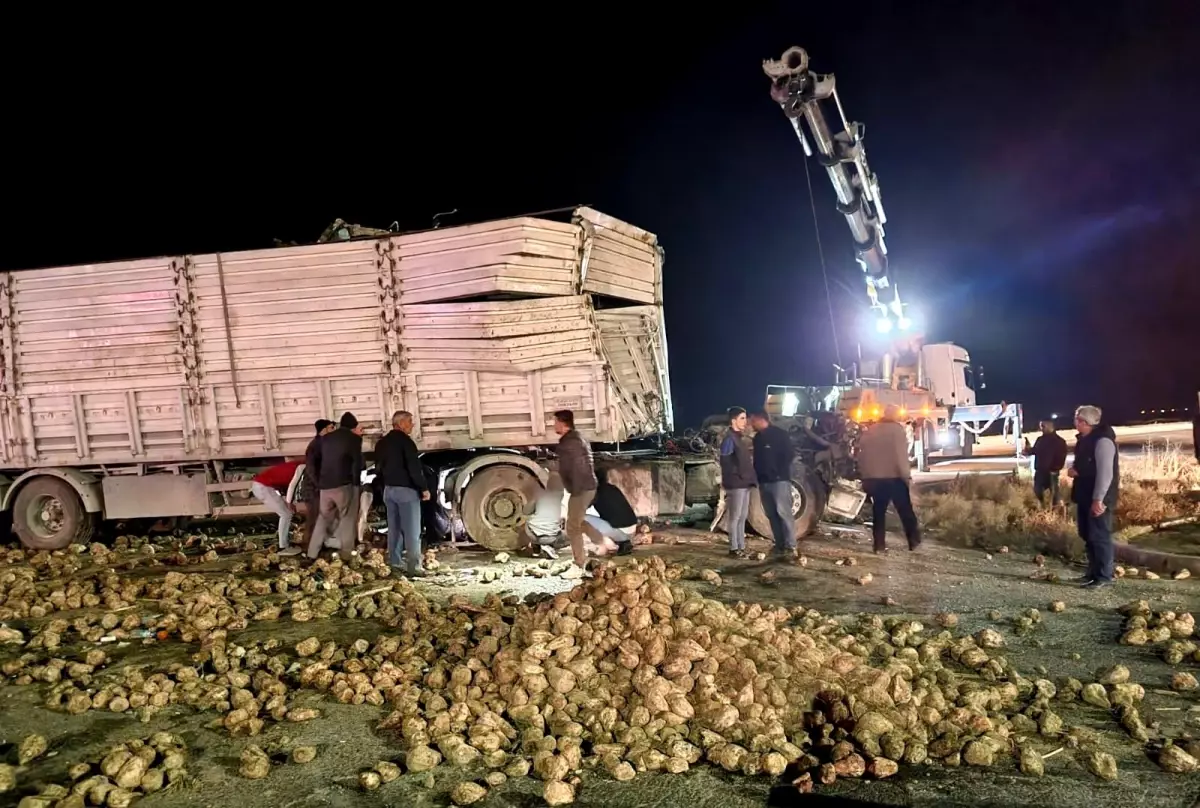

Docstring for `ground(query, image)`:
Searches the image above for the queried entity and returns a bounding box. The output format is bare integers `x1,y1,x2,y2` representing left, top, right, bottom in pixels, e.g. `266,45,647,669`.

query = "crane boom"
763,46,900,321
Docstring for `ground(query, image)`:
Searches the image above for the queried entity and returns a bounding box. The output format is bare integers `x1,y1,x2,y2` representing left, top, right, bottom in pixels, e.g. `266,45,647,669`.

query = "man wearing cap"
305,412,365,562
298,419,335,547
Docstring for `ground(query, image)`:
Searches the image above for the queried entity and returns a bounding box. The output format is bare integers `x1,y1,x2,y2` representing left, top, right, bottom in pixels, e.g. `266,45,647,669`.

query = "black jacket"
310,427,364,490
752,424,794,484
374,429,427,491
719,429,755,490
594,480,637,529
1030,432,1068,473
1072,424,1119,506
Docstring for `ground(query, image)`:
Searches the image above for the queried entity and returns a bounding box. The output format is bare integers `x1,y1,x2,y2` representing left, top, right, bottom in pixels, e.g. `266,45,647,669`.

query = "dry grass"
1121,440,1200,490
916,442,1200,556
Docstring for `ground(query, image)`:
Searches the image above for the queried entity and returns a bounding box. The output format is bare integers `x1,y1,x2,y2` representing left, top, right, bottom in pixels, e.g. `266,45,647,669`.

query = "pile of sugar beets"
2,544,1200,806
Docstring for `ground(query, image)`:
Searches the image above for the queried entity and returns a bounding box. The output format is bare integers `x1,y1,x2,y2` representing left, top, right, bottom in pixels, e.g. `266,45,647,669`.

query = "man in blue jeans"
373,410,430,576
749,412,796,560
719,407,756,558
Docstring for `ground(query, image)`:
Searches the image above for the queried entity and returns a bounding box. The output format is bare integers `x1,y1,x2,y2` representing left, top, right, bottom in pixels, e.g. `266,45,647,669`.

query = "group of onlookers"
250,410,431,575
247,407,635,579
1027,405,1120,589
718,400,1123,592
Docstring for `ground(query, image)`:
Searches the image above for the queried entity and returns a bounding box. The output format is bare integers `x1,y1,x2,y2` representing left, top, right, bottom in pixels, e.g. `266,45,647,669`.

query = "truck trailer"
0,207,719,550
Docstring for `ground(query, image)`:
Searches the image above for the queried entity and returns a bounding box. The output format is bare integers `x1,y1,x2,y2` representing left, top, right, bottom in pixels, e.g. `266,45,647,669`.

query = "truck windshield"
962,363,975,391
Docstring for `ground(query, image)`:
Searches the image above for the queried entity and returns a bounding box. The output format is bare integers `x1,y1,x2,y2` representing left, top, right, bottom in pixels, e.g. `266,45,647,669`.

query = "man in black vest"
1066,404,1119,589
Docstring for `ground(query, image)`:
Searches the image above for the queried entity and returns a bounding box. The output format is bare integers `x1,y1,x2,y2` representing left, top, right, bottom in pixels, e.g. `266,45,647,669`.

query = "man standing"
251,458,304,556
749,411,796,560
1025,419,1068,506
553,409,597,571
299,419,335,547
374,410,430,576
1067,404,1119,589
305,412,364,562
720,406,755,558
857,404,921,553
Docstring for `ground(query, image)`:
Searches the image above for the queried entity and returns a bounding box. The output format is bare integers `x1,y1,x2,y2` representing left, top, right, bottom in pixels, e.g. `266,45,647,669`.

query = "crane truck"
761,45,1023,472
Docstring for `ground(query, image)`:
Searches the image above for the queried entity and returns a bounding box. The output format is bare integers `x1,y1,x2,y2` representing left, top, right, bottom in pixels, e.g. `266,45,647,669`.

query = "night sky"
7,2,1198,430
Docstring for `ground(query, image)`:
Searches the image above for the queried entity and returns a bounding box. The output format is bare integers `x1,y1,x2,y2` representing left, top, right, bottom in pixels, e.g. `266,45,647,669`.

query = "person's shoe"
540,545,559,560
908,538,923,552
873,546,888,555
278,546,302,557
728,549,742,558
1075,577,1096,586
1083,579,1112,590
405,568,427,579
615,542,634,556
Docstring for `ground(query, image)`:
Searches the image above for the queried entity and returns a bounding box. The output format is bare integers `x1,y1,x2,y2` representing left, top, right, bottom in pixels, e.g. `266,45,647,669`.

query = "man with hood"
1067,404,1119,589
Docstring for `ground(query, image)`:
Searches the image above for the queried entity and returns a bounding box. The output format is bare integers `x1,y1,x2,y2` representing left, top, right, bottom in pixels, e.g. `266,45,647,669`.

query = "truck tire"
11,476,96,551
460,465,543,552
719,466,827,542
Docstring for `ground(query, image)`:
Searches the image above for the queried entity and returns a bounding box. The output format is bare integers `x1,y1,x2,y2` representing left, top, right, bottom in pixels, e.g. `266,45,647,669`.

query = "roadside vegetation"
918,441,1200,556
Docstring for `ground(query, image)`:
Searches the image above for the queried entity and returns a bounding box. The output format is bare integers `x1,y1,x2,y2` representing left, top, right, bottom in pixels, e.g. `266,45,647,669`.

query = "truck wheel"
460,465,543,552
744,467,826,540
720,467,827,541
12,476,96,551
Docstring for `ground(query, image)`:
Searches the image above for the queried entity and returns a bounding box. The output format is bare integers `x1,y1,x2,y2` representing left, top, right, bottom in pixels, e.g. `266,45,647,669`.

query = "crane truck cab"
832,340,1022,470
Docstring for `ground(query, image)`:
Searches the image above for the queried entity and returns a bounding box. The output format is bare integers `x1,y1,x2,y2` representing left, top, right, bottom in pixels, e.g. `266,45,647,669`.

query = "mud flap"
825,481,868,520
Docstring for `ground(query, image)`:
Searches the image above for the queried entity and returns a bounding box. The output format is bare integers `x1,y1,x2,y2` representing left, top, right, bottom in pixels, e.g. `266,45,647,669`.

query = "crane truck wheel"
459,464,544,552
718,466,826,541
11,476,97,551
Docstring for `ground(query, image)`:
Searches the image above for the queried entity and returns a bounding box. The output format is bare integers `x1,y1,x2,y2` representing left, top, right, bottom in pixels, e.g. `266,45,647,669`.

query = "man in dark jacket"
374,410,430,576
587,467,637,556
720,406,755,558
1067,404,1118,589
305,412,364,562
553,409,597,570
300,419,335,547
1025,419,1068,506
749,412,796,559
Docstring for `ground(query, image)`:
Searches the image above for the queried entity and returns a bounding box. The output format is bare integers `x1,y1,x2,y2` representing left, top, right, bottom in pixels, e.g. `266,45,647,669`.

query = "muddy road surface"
1,526,1199,808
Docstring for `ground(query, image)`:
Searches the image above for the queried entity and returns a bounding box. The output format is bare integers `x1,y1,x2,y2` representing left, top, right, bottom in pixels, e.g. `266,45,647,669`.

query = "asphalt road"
919,421,1195,485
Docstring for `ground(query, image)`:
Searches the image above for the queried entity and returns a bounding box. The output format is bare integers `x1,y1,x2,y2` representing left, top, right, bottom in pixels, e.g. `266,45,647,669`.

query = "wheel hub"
790,483,806,518
484,490,523,529
32,496,65,536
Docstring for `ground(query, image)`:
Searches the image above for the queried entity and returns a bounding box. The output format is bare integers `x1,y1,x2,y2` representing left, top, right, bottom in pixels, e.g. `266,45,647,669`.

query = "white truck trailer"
0,207,693,550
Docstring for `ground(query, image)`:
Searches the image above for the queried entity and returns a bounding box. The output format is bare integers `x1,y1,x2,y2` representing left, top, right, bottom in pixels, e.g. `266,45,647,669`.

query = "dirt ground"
3,524,1200,808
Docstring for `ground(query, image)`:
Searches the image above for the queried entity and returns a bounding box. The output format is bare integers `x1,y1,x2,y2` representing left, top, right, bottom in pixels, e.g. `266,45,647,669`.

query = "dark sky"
6,2,1199,429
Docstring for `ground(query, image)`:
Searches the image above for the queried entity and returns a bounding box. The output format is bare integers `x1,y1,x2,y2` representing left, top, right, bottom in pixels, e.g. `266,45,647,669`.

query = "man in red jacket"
252,459,304,555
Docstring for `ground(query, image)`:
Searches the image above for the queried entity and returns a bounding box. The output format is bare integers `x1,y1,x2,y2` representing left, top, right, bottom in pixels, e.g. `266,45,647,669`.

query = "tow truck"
762,46,1023,471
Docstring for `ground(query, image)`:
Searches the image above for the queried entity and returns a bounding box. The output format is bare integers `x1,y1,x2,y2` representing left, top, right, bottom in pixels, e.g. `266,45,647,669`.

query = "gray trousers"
725,487,751,550
306,485,357,561
759,480,796,552
251,481,292,549
384,485,422,572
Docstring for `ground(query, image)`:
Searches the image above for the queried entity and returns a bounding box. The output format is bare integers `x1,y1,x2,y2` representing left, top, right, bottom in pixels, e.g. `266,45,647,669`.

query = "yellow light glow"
921,405,930,416
898,407,907,417
853,408,863,421
871,406,881,419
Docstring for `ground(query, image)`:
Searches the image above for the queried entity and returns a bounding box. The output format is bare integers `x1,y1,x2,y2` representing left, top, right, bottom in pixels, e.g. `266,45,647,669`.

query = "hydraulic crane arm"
763,46,900,320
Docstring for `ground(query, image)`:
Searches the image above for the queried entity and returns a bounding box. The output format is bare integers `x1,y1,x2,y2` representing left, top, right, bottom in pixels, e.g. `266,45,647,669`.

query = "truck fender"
450,454,549,508
2,468,105,513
